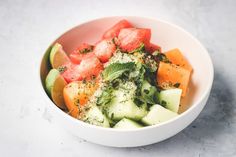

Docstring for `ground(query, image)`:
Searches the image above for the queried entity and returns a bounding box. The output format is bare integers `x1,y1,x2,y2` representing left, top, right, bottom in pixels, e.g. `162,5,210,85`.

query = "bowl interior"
40,16,213,114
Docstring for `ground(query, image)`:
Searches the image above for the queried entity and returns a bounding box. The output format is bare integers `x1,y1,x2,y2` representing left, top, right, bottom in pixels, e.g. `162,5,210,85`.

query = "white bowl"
39,16,214,147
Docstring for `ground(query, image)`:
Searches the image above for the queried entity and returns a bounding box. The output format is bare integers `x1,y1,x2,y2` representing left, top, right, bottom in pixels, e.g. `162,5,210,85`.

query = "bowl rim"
39,16,214,132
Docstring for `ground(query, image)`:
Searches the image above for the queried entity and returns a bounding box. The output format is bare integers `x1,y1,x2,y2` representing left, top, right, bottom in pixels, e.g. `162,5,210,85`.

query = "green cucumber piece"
142,105,178,125
113,118,143,129
82,105,110,128
104,82,147,121
158,88,182,113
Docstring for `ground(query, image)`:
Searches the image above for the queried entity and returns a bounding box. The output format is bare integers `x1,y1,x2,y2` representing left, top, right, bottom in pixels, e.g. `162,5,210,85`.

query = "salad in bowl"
45,19,192,129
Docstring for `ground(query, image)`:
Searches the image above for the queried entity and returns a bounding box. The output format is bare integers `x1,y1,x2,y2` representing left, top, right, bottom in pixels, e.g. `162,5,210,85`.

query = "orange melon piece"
157,62,191,97
165,48,192,72
63,80,99,118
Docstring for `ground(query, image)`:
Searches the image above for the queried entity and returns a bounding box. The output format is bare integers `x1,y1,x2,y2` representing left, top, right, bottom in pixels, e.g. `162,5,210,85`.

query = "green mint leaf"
102,62,135,81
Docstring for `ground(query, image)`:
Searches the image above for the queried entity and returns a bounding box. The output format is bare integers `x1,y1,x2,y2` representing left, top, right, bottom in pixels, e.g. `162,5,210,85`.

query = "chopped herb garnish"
57,65,67,73
143,89,149,94
79,46,94,54
160,100,167,108
111,113,114,119
173,83,181,88
142,53,158,72
152,50,171,63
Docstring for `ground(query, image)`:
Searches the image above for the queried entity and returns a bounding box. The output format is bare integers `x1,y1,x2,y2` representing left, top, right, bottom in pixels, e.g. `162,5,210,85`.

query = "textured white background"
0,0,236,156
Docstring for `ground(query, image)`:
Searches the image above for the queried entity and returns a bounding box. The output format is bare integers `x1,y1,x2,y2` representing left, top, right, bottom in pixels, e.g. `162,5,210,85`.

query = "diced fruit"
94,39,116,63
73,43,94,54
105,83,147,121
165,48,193,72
157,62,191,96
45,69,60,95
51,76,68,110
158,89,182,113
118,28,151,52
63,80,99,118
146,43,162,53
106,97,147,121
80,105,110,128
141,80,159,105
60,63,80,83
63,82,79,118
61,57,103,83
103,19,133,39
113,118,143,129
78,57,103,79
141,105,178,125
70,52,95,64
69,43,94,64
45,69,67,109
50,43,70,69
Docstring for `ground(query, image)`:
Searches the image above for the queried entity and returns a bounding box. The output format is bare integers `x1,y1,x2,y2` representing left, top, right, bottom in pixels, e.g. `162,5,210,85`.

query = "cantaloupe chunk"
157,62,191,97
63,80,99,118
165,48,192,72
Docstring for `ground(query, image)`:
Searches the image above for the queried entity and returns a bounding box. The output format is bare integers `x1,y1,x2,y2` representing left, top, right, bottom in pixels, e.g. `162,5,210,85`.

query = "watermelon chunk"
118,28,151,52
103,19,133,39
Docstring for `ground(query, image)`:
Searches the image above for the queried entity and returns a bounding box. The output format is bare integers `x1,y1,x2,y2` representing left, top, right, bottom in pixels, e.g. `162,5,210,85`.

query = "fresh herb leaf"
102,62,135,81
97,87,113,106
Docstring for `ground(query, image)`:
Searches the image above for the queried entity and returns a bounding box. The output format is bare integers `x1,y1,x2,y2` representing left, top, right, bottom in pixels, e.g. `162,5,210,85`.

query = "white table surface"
0,0,236,156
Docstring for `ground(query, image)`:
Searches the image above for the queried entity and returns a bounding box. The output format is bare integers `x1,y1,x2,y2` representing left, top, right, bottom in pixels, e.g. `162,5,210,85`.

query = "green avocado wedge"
50,43,70,69
45,69,67,109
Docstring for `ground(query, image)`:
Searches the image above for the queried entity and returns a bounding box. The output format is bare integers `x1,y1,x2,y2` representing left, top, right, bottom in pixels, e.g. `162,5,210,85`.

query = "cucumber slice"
104,83,147,121
141,105,178,125
106,97,147,121
82,105,110,128
158,88,182,113
113,118,143,129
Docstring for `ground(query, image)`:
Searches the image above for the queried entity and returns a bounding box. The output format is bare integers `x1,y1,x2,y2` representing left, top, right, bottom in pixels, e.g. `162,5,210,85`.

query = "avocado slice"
50,43,70,69
141,105,178,125
45,69,67,109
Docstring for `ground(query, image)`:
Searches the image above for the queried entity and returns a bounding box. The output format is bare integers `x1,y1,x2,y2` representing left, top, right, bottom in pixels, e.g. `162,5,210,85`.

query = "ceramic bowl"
39,16,214,147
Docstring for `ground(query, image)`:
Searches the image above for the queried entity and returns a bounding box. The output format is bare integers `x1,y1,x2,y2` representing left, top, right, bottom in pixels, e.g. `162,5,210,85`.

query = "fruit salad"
45,19,192,129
